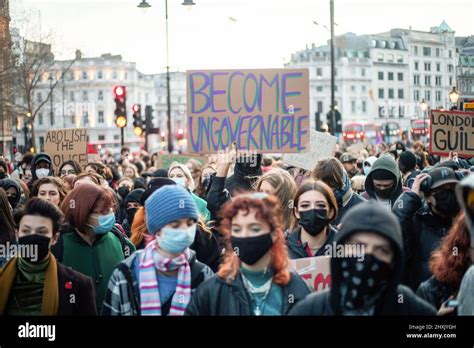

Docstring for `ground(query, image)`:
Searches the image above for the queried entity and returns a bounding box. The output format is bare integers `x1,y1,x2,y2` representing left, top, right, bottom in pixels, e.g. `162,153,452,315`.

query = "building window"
316,86,323,92
387,54,394,62
71,114,76,125
425,90,431,101
436,90,442,102
362,100,367,113
414,61,419,70
436,63,441,72
82,71,87,80
351,85,356,92
98,110,104,124
449,50,452,58
112,71,118,79
83,112,89,126
398,89,404,99
397,55,403,63
351,100,356,113
316,68,322,77
98,90,103,101
98,71,103,79
388,89,394,99
424,62,431,71
414,46,418,55
399,105,405,117
423,47,431,56
98,135,105,141
397,72,403,81
334,85,338,92
449,76,453,85
448,64,454,73
82,91,88,101
38,114,43,126
317,101,323,113
377,53,383,62
361,68,366,77
70,91,74,102
124,72,128,80
388,72,394,81
436,48,440,57
361,85,367,92
37,92,42,102
378,88,384,98
334,68,337,77
114,135,119,141
424,76,431,86
414,90,420,101
378,71,384,80
413,75,420,85
435,76,442,86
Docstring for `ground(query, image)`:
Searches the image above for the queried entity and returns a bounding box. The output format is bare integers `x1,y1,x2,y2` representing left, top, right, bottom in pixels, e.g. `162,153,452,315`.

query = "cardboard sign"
186,69,310,154
289,255,331,292
430,110,474,157
282,130,337,171
155,154,206,170
44,128,88,169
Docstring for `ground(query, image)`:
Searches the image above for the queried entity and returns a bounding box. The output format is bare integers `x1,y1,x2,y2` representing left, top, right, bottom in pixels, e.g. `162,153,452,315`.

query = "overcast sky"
11,0,474,74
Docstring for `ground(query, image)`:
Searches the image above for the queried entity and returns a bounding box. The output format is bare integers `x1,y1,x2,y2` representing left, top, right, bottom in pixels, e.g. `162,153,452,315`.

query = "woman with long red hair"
416,212,473,314
185,192,311,316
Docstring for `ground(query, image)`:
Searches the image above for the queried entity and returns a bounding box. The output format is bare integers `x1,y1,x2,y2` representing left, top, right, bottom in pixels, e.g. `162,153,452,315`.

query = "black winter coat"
289,285,437,316
416,276,455,311
286,226,338,259
392,191,454,291
333,192,366,226
185,272,311,315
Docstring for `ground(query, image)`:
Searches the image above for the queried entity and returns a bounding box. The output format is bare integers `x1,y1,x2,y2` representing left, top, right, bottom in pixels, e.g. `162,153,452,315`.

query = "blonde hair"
255,168,297,231
168,162,196,192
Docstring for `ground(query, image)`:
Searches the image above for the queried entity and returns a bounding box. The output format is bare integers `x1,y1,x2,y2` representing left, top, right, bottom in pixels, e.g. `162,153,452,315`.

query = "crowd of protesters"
0,139,473,316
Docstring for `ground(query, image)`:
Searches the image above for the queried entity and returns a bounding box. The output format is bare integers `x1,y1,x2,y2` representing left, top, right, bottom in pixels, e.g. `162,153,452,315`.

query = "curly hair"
218,193,290,286
31,176,68,204
429,212,472,289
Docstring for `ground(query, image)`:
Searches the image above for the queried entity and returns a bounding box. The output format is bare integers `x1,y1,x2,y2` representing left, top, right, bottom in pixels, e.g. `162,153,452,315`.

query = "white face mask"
35,168,50,179
171,177,187,188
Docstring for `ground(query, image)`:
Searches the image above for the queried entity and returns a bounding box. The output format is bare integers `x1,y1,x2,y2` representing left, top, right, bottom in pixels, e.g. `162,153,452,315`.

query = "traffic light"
114,86,127,128
327,111,335,134
176,128,184,140
335,110,342,133
315,112,322,132
132,104,143,136
145,105,153,132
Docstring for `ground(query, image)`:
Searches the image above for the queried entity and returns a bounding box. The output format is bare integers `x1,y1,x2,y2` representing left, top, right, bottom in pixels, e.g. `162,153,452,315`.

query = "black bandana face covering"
338,254,392,315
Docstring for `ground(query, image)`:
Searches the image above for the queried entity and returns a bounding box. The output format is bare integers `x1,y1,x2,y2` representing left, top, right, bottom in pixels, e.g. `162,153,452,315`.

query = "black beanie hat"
124,188,145,206
140,178,176,205
399,151,417,172
370,169,396,181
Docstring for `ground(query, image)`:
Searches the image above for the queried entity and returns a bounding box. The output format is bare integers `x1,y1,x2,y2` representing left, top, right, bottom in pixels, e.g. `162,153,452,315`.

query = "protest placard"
186,69,310,154
289,255,331,292
282,130,336,171
429,110,474,157
44,128,88,169
155,153,206,169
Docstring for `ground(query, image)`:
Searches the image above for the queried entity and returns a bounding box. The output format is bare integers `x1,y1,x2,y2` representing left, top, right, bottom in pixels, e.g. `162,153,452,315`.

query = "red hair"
429,213,472,289
130,206,153,247
60,183,114,232
218,193,291,286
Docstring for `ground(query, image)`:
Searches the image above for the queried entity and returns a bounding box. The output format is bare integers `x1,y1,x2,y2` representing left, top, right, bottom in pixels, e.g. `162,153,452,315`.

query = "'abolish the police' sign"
44,128,88,169
429,110,474,157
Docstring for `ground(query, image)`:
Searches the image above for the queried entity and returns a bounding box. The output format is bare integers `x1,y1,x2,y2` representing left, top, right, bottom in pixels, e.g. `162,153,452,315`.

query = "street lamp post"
449,86,460,110
138,0,195,153
49,75,54,127
420,99,428,136
329,0,336,137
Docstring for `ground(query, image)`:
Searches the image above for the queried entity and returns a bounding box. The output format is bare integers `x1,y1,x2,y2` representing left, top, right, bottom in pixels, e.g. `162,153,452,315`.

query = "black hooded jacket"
289,201,436,316
286,225,338,259
392,191,455,291
29,153,54,189
0,179,21,209
362,154,406,207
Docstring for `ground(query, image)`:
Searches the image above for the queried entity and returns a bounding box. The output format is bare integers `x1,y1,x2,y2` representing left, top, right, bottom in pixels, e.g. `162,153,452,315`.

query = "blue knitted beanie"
145,185,199,234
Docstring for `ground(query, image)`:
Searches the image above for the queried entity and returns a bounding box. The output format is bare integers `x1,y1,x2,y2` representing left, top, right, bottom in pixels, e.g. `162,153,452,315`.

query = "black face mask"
118,186,130,199
126,207,138,224
298,209,330,236
231,234,273,265
434,190,460,217
339,254,392,315
18,234,51,263
374,186,393,199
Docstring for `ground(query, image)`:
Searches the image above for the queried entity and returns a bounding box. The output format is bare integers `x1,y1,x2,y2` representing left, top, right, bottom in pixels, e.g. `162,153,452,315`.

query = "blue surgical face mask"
157,224,196,254
88,213,116,234
363,165,372,176
171,177,187,188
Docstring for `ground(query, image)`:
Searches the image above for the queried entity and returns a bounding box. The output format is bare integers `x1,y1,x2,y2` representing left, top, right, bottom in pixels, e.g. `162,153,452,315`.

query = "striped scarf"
138,239,191,316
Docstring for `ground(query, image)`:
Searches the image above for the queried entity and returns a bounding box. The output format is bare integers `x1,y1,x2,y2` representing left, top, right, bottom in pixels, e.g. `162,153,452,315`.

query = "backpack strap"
110,225,133,258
